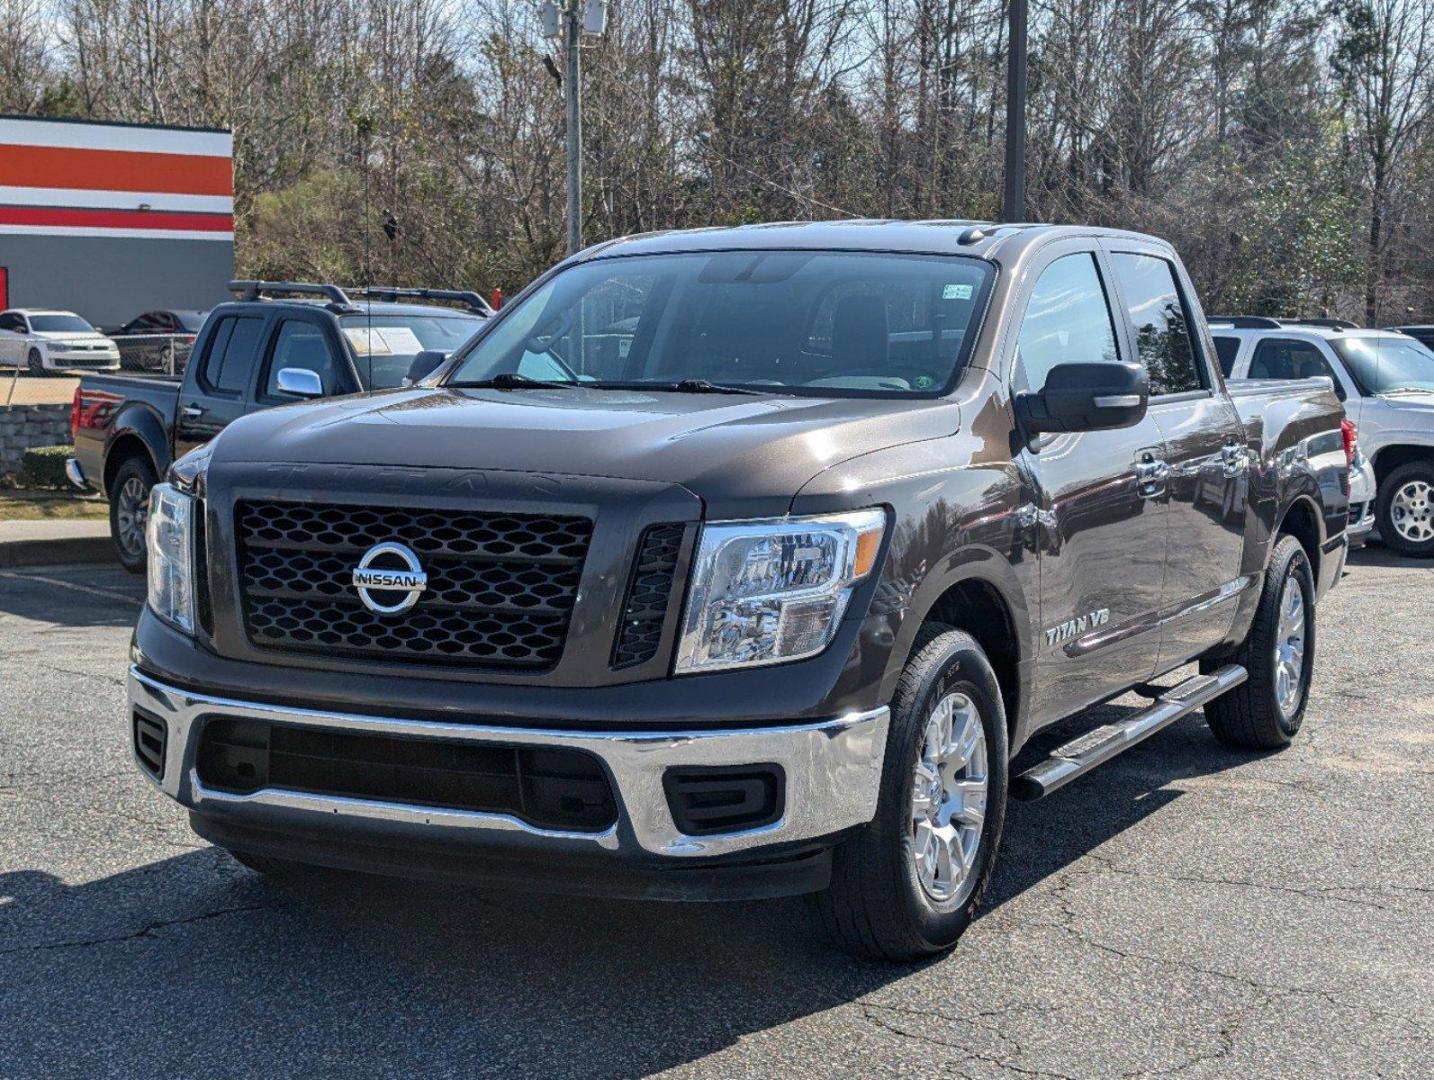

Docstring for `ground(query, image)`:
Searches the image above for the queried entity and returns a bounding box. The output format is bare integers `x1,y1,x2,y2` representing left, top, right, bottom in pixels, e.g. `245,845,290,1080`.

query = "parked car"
108,309,208,372
69,281,489,571
0,309,120,374
126,223,1350,960
1210,316,1434,556
1387,324,1434,351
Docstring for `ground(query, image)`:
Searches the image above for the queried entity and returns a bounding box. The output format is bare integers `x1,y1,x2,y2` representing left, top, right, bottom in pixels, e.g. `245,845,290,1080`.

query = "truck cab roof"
573,220,1174,264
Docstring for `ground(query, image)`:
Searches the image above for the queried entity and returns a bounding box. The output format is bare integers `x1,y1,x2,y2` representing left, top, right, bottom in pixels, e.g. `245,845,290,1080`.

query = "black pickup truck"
70,282,488,570
127,223,1350,959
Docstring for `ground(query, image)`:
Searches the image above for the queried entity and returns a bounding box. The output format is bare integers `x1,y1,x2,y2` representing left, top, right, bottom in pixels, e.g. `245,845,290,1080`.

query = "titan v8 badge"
1045,608,1110,647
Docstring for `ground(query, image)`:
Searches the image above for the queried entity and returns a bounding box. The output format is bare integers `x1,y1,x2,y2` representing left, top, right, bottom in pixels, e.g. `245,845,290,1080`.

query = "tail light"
1340,419,1358,468
70,386,81,439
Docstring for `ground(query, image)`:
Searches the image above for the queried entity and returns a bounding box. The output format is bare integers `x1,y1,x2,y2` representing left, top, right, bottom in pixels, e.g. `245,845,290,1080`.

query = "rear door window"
200,315,265,395
1248,338,1346,400
1109,252,1206,396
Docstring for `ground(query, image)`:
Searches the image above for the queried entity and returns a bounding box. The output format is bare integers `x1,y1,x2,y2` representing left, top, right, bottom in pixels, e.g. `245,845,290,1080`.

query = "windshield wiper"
659,378,776,396
1379,386,1434,396
451,372,577,390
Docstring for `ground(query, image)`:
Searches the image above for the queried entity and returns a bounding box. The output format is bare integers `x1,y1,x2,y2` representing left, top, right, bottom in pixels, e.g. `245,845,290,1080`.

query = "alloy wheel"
1390,480,1433,544
1272,574,1307,721
910,691,989,903
115,477,149,557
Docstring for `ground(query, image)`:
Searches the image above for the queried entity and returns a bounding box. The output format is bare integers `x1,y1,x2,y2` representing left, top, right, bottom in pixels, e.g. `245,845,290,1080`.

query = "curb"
0,534,116,568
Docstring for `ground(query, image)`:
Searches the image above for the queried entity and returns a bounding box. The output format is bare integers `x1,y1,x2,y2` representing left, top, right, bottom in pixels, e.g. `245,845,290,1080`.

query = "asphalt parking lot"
1,553,1430,1079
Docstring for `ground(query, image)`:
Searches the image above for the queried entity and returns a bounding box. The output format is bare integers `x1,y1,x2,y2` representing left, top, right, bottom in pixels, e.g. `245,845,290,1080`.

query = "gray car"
1212,318,1434,556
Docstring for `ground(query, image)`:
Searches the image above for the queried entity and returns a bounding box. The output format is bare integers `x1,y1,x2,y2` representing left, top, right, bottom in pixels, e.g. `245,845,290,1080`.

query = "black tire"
1375,460,1434,558
108,455,157,574
1201,534,1315,749
813,623,1009,961
26,348,45,376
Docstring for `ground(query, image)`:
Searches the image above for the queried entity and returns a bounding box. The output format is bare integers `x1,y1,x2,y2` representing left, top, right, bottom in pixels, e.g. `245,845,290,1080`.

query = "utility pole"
542,1,607,256
563,3,582,255
1001,0,1028,223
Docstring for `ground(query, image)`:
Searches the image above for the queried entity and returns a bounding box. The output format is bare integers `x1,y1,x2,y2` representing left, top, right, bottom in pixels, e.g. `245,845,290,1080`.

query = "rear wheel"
1201,534,1314,749
814,624,1008,961
1377,461,1434,558
108,455,156,574
26,348,45,376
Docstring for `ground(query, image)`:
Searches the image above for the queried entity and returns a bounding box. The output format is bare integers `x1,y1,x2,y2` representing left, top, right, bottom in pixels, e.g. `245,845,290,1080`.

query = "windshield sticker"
344,328,389,355
343,326,425,356
942,283,974,301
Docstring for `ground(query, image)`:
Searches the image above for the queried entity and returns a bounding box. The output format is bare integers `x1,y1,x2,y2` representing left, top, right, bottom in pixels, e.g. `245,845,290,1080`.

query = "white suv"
0,309,121,375
1211,318,1434,556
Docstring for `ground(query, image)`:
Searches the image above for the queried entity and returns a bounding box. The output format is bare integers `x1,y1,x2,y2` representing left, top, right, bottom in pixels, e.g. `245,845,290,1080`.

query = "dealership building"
0,115,234,328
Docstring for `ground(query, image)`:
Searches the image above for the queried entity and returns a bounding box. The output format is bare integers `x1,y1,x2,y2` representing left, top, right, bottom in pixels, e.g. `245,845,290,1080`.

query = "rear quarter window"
1213,336,1240,377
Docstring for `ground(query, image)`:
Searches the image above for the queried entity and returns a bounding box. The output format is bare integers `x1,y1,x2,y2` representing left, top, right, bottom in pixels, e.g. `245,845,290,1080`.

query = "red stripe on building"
0,206,233,231
0,145,233,196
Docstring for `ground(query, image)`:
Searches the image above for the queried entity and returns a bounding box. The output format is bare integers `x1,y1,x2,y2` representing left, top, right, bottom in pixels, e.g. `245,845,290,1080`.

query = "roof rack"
229,280,354,307
1208,315,1282,329
1278,318,1360,330
348,286,493,316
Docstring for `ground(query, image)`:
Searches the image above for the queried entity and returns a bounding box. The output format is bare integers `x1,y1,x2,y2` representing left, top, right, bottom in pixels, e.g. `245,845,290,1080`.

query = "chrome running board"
1012,664,1248,801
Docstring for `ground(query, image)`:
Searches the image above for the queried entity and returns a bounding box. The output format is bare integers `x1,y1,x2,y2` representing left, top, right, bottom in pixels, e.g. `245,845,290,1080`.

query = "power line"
693,134,861,219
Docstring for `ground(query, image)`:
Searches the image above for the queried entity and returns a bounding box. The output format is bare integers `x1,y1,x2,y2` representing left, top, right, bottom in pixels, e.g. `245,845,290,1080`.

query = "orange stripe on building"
0,144,233,196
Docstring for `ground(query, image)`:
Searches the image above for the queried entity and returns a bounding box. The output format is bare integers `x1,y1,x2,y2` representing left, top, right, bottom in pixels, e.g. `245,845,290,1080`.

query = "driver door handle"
180,403,206,419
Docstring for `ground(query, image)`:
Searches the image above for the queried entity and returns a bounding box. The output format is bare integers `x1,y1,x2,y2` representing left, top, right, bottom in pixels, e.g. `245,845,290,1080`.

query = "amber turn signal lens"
854,527,883,578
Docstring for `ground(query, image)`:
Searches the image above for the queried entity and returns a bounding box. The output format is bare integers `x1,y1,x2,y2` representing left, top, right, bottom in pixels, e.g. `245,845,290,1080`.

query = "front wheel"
108,456,156,574
813,624,1009,961
1376,461,1434,558
26,348,45,376
1201,534,1315,749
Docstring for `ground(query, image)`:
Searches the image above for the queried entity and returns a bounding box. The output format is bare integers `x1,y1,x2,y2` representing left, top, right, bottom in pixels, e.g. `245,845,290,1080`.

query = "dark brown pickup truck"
127,222,1350,959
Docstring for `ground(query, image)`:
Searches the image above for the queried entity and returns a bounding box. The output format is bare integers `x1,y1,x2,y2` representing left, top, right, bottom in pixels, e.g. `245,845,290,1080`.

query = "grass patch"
0,490,109,521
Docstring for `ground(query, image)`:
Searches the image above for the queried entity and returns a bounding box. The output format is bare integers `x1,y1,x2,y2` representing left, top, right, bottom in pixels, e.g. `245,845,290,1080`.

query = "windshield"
30,314,95,333
1330,335,1434,395
339,312,486,389
446,251,994,396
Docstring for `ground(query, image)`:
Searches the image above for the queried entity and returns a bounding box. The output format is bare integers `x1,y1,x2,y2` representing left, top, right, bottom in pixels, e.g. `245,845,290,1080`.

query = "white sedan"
0,309,121,374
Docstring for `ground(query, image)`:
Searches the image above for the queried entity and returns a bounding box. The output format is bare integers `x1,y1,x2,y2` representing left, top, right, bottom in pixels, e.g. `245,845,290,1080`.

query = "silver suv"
1211,318,1434,556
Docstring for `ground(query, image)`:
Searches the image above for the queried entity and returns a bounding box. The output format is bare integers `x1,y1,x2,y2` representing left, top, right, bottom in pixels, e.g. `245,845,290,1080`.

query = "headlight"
146,483,196,635
674,509,885,674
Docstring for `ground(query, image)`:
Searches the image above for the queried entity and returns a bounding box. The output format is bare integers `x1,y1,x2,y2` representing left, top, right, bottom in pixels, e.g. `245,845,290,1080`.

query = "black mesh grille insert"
196,718,616,832
611,523,686,669
235,501,592,669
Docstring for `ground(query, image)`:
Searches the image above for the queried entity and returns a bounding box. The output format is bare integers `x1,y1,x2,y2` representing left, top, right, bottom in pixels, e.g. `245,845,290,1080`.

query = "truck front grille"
196,717,616,832
235,500,592,670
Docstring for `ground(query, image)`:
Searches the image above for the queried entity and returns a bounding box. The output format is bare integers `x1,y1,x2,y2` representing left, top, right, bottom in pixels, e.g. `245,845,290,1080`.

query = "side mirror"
405,349,447,386
275,367,324,398
1016,361,1148,435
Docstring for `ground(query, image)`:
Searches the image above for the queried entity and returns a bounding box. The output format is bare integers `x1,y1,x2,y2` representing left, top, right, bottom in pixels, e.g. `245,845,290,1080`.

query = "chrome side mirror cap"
275,367,324,398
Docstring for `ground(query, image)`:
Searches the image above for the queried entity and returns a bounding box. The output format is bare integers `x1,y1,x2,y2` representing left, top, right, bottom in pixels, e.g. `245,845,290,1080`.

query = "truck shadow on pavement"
0,704,1261,1078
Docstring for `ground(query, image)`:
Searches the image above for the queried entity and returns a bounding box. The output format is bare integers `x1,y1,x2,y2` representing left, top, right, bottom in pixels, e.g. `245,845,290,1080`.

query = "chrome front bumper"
127,667,889,861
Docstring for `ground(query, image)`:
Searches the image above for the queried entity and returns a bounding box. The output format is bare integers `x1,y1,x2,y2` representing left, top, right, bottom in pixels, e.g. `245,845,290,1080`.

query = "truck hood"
1375,392,1434,411
210,386,960,507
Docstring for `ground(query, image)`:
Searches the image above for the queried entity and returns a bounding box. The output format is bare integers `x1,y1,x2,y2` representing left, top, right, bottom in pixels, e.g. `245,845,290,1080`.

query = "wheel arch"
1371,443,1434,487
102,419,165,496
886,556,1032,748
1275,494,1323,589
